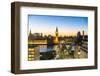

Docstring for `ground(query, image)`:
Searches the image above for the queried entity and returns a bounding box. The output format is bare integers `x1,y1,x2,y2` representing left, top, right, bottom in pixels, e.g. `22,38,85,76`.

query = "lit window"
28,58,32,61
31,52,35,54
28,48,34,51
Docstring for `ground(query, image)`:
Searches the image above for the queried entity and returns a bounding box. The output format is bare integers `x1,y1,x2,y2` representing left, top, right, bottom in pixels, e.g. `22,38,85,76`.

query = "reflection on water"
38,45,56,52
33,45,57,60
34,44,71,60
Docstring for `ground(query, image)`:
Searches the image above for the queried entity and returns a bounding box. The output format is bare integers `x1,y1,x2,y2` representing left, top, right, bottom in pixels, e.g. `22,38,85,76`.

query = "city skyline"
28,15,88,36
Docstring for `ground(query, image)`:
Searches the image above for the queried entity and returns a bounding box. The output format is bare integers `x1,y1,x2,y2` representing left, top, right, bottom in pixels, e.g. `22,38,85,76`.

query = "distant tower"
54,27,59,44
56,27,58,37
82,30,84,40
82,25,85,40
29,29,32,35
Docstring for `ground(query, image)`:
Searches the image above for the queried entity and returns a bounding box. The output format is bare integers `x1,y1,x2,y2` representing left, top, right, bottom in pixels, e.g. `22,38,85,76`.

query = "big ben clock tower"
54,27,59,44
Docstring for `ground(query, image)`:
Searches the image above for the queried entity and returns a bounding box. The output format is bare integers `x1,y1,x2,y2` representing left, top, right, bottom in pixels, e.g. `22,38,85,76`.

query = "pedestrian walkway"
74,46,87,58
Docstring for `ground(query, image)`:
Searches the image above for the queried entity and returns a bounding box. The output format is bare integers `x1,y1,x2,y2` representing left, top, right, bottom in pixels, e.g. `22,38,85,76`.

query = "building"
82,30,84,39
80,33,88,53
28,47,40,61
54,27,59,44
28,38,47,45
28,29,47,61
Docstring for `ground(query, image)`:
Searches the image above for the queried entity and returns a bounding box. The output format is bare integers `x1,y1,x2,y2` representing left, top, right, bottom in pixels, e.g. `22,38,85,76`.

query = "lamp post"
78,51,81,58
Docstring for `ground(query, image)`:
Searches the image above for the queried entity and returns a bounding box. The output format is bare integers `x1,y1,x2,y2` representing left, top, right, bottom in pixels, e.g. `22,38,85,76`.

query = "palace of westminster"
28,27,87,61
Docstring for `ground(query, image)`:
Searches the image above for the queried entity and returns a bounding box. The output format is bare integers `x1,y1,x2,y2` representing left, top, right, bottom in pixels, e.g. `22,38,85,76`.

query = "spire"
83,30,84,39
56,27,58,32
54,27,59,44
29,29,32,35
82,25,84,39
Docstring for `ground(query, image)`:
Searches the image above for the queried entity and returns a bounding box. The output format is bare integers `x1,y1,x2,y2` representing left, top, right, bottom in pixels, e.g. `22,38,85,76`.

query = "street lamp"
78,51,81,58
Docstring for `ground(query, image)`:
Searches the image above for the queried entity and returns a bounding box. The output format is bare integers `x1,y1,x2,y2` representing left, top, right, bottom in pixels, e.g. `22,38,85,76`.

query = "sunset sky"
28,15,88,36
